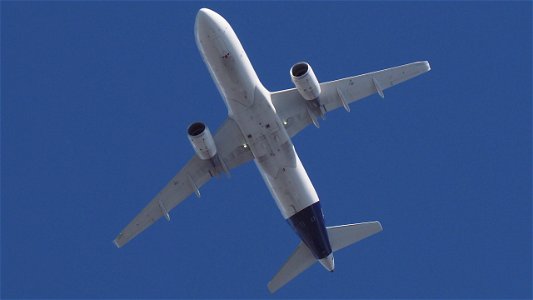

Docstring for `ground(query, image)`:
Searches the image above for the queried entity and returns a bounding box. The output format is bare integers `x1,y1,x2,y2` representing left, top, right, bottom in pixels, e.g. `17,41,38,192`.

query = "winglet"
422,60,431,72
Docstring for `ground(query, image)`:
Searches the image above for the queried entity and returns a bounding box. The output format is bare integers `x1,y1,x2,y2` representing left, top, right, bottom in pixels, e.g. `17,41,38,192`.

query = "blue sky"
2,1,531,298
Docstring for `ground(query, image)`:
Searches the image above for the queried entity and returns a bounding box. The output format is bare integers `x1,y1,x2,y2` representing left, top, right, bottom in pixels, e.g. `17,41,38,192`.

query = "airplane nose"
196,8,211,22
198,8,215,17
195,8,209,31
195,8,220,34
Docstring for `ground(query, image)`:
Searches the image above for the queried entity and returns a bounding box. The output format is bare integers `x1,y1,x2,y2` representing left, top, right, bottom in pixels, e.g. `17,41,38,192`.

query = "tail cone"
318,253,335,272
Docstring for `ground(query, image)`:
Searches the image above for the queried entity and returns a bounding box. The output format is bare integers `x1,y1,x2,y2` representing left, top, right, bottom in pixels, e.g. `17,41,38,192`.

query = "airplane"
113,7,431,293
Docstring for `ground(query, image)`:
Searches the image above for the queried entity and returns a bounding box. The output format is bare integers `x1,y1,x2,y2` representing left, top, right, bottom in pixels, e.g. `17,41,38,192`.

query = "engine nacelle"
290,62,321,100
187,122,217,160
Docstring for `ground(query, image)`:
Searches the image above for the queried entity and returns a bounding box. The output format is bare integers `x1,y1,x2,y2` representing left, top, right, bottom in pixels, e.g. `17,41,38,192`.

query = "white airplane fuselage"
195,9,334,270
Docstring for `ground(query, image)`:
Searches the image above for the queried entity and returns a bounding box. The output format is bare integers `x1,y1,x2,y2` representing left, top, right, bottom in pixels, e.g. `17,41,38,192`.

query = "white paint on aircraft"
114,8,431,293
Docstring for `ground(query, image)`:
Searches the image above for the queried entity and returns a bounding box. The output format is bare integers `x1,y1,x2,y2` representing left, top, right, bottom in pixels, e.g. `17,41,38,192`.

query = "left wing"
271,61,431,137
113,117,253,248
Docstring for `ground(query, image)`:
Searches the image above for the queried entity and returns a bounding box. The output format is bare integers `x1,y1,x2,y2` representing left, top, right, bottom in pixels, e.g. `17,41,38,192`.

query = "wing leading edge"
271,61,431,137
113,117,253,248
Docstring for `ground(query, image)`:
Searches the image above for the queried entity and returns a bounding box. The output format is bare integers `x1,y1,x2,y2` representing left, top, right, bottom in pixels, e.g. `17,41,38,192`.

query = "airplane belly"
256,146,332,260
256,149,319,219
196,7,332,260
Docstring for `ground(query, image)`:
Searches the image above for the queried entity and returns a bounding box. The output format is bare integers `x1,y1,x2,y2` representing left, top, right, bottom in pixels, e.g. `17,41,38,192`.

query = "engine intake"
290,62,321,100
187,122,217,160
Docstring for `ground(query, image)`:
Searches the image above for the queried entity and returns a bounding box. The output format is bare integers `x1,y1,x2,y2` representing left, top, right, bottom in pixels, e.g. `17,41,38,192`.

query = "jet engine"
187,122,217,160
290,62,321,100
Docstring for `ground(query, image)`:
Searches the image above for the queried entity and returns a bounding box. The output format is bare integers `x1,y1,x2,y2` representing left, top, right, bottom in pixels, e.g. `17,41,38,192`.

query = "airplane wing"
113,117,253,248
271,61,431,137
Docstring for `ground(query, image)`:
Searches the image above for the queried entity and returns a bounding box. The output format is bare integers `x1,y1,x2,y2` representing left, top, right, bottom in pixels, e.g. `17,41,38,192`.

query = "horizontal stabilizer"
327,221,383,252
267,242,316,293
268,221,382,293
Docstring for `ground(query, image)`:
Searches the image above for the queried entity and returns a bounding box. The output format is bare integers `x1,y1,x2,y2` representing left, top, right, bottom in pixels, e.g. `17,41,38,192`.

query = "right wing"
113,117,253,248
271,61,431,137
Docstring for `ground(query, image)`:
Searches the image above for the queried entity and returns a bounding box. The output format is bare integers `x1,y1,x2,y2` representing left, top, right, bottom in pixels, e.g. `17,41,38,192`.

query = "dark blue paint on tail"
287,202,332,259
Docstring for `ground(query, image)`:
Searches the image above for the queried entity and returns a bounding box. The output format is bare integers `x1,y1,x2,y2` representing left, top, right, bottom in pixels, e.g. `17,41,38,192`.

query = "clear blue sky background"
2,1,531,298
